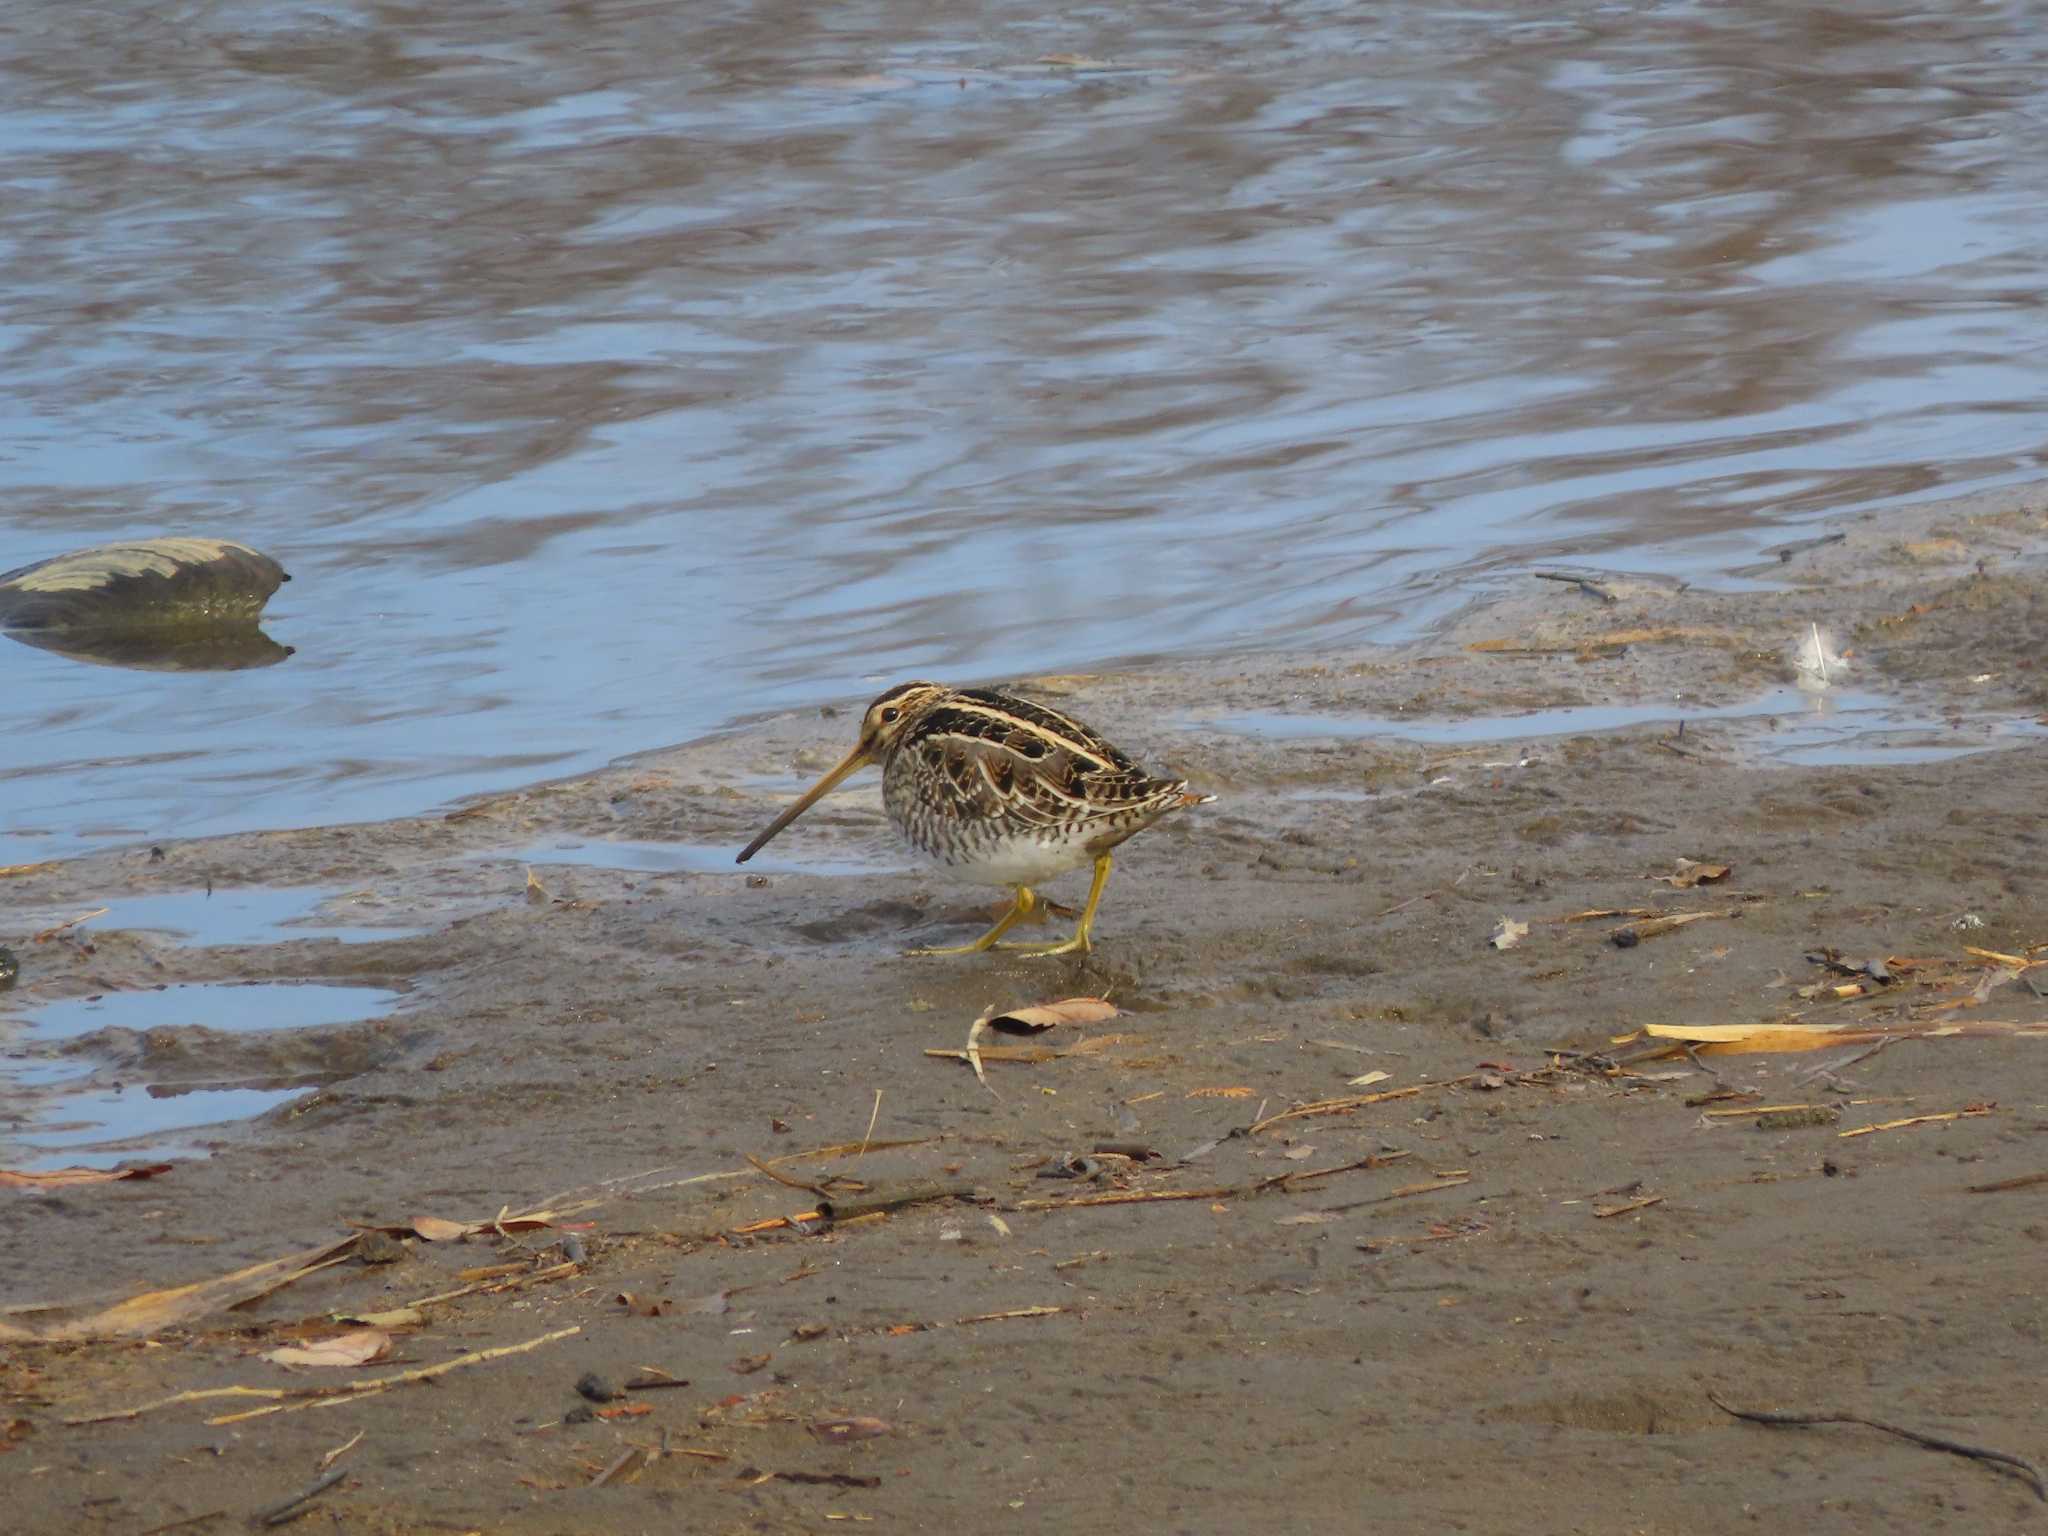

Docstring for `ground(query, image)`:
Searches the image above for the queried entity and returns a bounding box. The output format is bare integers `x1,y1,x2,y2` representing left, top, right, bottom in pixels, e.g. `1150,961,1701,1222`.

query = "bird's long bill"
735,744,871,863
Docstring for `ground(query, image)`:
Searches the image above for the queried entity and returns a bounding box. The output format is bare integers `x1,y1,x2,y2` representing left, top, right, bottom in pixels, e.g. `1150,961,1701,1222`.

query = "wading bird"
737,682,1212,956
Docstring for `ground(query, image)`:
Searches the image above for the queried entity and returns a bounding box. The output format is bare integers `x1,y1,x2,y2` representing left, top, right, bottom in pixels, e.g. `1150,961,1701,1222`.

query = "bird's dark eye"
881,707,901,723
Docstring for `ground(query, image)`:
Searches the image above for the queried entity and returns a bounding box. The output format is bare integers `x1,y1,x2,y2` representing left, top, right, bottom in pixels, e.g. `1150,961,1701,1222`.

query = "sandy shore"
4,486,2047,1533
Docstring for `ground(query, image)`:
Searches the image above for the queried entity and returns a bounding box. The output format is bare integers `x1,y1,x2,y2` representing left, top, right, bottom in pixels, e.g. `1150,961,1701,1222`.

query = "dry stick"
589,1447,643,1488
1968,1171,2048,1194
68,1326,580,1426
1328,1176,1470,1212
135,1513,227,1536
1254,1150,1412,1193
254,1466,347,1527
1594,1194,1665,1219
744,1153,830,1198
401,1259,580,1312
819,1179,975,1222
1250,1081,1454,1135
1708,1392,2047,1503
1028,1187,1235,1210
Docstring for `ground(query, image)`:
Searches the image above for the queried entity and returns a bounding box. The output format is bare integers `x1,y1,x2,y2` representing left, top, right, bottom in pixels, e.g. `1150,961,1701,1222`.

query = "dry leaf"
1490,916,1529,951
730,1353,773,1375
1283,1145,1316,1161
595,1402,652,1419
1185,1086,1253,1099
262,1328,391,1368
1657,860,1731,888
1,1163,171,1189
617,1292,674,1318
1346,1070,1391,1088
810,1416,891,1444
987,997,1121,1034
410,1216,473,1242
8,1234,362,1341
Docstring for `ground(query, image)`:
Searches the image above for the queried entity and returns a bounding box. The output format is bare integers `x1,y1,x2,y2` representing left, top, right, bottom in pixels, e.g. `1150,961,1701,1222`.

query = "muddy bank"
4,485,2047,1533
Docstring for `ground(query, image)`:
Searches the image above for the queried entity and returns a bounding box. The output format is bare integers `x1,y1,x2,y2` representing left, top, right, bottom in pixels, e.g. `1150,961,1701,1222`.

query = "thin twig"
317,1429,363,1472
67,1326,580,1425
254,1467,347,1526
1794,1036,1892,1085
858,1089,883,1157
1708,1392,2047,1502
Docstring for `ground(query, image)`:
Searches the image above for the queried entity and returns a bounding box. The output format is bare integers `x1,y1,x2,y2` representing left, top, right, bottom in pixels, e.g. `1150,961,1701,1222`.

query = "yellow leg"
998,854,1111,957
906,885,1038,956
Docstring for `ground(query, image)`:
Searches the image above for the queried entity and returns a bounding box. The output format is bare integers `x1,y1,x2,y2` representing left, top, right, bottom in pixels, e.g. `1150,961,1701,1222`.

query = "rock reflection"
5,625,293,672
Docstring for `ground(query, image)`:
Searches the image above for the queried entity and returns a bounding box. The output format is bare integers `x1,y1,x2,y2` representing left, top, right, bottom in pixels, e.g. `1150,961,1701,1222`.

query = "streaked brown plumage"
737,681,1212,955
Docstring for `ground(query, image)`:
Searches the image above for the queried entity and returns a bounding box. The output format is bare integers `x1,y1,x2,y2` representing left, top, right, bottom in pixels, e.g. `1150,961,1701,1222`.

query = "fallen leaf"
1346,1070,1392,1088
810,1416,891,1444
410,1216,473,1242
595,1403,652,1419
730,1353,773,1375
0,1163,171,1189
1656,860,1730,888
1185,1086,1253,1099
791,1322,830,1341
987,997,1121,1034
262,1328,391,1368
1489,916,1529,951
1282,1145,1316,1161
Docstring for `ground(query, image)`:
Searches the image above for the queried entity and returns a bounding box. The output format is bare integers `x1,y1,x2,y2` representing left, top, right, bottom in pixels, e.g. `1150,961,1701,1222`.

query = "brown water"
4,0,2047,858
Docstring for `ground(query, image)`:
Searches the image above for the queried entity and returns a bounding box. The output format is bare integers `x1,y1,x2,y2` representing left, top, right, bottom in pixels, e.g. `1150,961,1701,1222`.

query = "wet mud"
4,486,2048,1533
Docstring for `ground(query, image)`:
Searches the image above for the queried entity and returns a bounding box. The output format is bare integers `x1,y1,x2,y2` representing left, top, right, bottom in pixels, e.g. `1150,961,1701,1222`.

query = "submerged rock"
0,537,288,632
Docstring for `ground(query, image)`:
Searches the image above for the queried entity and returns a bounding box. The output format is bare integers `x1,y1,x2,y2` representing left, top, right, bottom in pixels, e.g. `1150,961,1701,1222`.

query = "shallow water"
1204,686,2048,764
19,886,428,948
502,836,908,879
21,982,401,1042
10,1085,311,1168
4,0,2048,858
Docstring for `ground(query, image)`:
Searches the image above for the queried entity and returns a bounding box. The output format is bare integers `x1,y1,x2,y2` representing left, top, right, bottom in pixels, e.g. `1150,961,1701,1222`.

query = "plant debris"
261,1329,392,1369
1,1162,172,1189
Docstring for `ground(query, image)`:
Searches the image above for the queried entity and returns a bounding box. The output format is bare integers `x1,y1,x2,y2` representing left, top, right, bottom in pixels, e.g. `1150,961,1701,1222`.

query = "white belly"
932,836,1094,888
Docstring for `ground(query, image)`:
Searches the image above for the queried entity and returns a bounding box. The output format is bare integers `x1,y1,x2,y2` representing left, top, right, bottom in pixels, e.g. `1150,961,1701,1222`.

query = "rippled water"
4,0,2047,858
